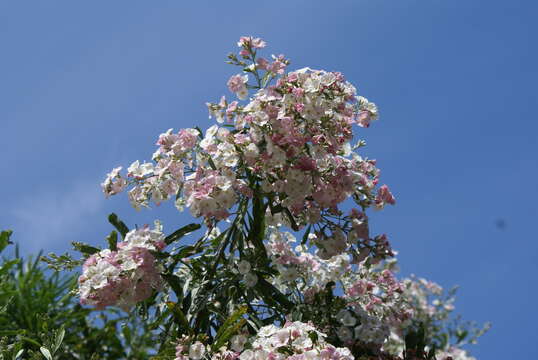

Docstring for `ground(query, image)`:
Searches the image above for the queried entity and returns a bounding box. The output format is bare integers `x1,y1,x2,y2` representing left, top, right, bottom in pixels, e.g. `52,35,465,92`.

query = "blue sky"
1,1,537,358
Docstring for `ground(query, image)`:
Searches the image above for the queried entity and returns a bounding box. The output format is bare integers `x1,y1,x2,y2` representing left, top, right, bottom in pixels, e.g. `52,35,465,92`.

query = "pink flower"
177,128,198,150
295,156,317,171
237,36,266,49
227,74,248,100
375,184,396,208
227,74,246,93
356,111,372,127
268,54,287,74
256,57,269,70
101,167,127,198
294,103,305,112
226,101,238,120
292,87,304,98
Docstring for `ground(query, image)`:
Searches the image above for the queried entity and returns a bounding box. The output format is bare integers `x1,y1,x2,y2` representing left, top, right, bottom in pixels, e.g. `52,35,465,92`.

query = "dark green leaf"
165,224,201,245
72,242,100,256
194,126,204,139
0,259,20,276
108,213,129,238
213,306,247,351
166,302,193,335
54,326,65,353
301,225,312,245
284,208,299,231
107,230,118,251
0,230,13,253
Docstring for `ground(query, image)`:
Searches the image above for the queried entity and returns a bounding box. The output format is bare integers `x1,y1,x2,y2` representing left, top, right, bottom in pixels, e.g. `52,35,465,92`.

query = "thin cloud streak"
10,180,104,253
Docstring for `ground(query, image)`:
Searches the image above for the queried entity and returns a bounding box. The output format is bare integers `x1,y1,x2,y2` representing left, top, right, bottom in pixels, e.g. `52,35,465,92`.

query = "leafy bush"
2,36,489,360
0,230,156,359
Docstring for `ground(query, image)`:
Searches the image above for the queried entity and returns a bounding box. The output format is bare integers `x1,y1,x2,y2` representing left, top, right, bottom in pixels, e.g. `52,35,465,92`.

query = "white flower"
303,76,321,93
281,267,299,282
244,273,258,287
239,349,254,360
128,160,154,178
230,334,248,352
320,72,336,86
237,260,251,275
188,341,206,360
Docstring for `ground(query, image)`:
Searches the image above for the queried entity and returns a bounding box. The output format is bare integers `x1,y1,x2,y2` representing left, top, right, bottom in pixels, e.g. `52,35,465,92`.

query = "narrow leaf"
108,213,129,238
165,223,201,245
213,306,247,351
40,347,52,360
301,225,312,245
72,242,100,256
166,301,193,335
284,208,299,231
54,326,65,352
106,230,118,251
15,349,25,360
0,230,13,252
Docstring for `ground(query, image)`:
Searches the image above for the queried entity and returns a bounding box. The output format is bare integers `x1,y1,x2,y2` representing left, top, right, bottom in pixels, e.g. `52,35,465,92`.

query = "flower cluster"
173,321,353,360
436,347,476,360
335,308,390,346
101,35,394,234
263,225,411,351
239,321,354,360
208,66,385,224
90,36,487,360
101,166,127,198
78,224,164,309
236,259,258,288
265,226,352,291
175,336,208,360
379,275,490,359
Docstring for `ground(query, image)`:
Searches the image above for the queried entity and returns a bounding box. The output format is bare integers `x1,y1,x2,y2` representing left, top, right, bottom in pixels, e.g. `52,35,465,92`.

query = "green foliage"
212,306,247,351
108,213,129,239
164,223,202,246
0,231,156,359
404,323,436,360
1,200,489,360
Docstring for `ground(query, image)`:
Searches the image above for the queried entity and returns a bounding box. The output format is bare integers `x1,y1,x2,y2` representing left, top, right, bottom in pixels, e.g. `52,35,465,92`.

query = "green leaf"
53,326,65,353
249,195,268,263
148,308,171,331
166,302,193,335
106,230,118,251
40,347,52,360
0,259,20,276
283,208,299,231
173,245,198,261
269,203,283,215
14,349,25,360
276,346,294,356
213,306,247,351
40,252,82,271
165,223,201,245
308,330,319,345
72,242,100,256
207,156,217,170
0,230,13,252
255,278,294,311
194,126,204,139
108,213,129,238
301,225,312,245
162,274,184,299
121,323,132,344
456,329,469,343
